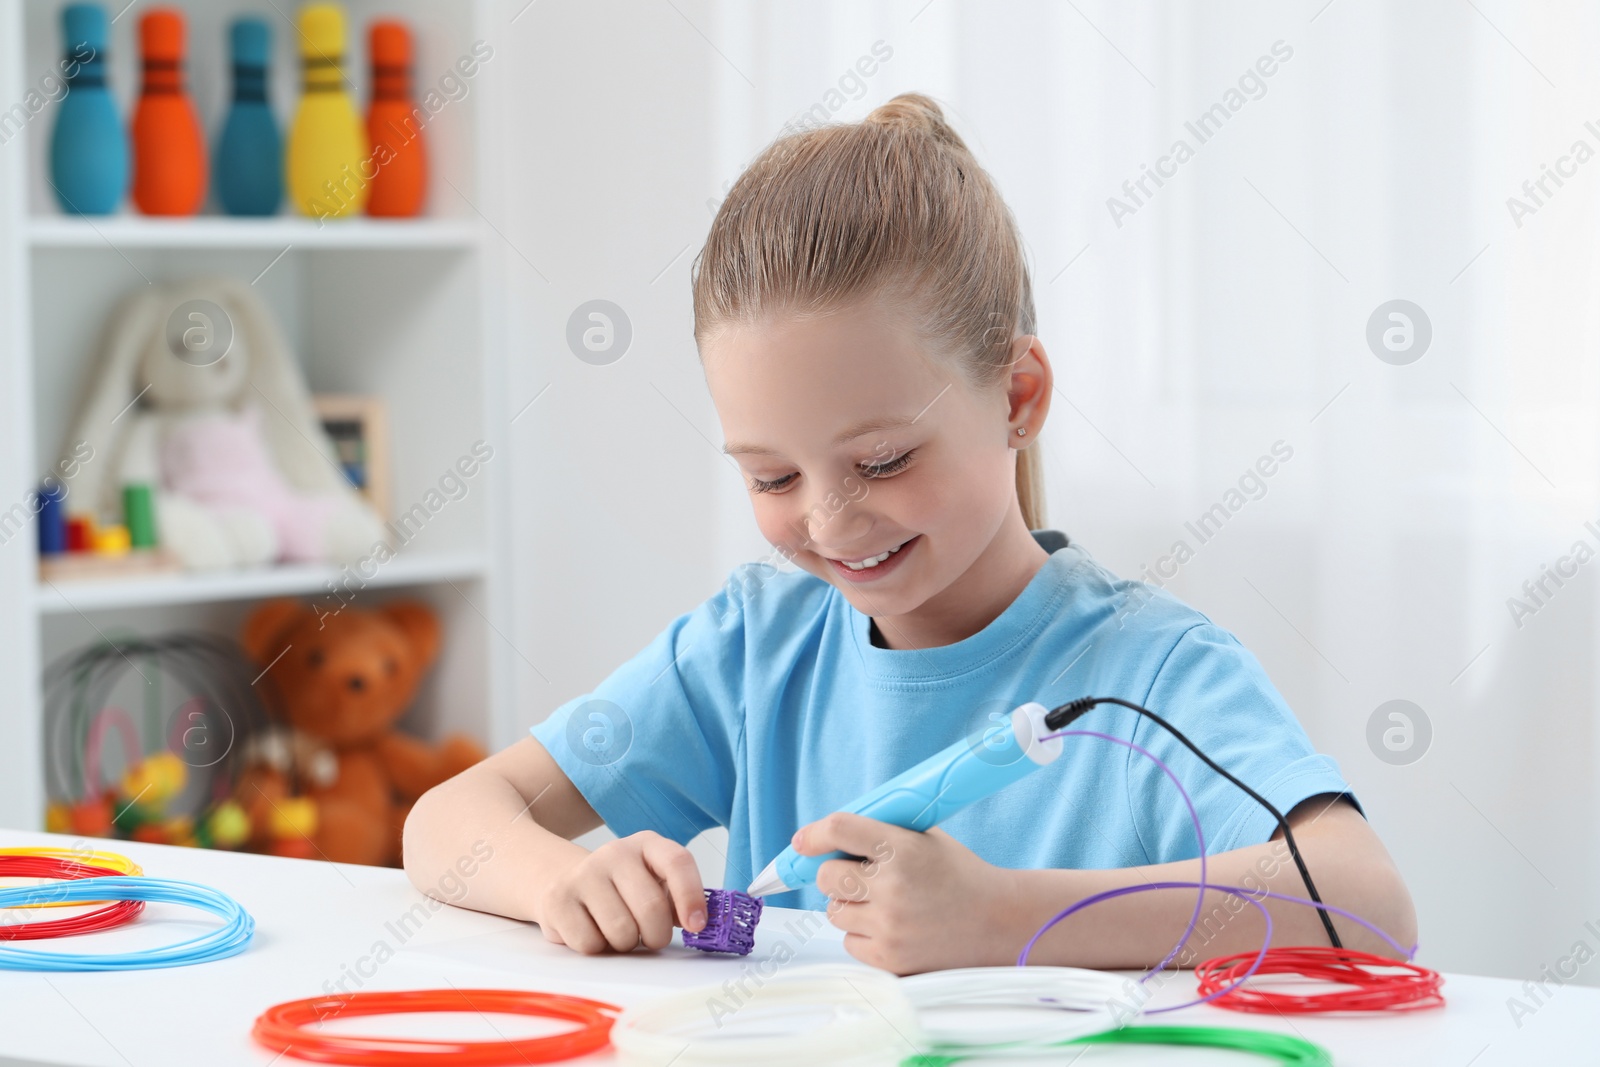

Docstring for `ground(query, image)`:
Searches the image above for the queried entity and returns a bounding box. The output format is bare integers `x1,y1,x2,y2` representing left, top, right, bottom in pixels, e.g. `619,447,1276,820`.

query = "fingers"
548,840,641,953
841,931,876,968
794,812,903,863
542,832,707,956
579,875,642,952
640,834,707,932
815,856,875,904
824,895,870,934
538,890,604,953
611,861,678,950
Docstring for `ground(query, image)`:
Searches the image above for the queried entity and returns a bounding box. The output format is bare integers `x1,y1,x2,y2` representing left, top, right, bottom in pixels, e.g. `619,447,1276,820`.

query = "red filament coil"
0,856,145,940
1195,945,1445,1014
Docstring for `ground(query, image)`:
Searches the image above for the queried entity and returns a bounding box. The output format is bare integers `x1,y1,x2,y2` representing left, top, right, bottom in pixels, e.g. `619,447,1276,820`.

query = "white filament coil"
899,965,1135,1053
611,964,922,1067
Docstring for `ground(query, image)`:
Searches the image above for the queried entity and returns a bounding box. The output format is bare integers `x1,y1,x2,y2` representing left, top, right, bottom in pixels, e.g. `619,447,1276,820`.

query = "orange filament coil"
252,988,622,1066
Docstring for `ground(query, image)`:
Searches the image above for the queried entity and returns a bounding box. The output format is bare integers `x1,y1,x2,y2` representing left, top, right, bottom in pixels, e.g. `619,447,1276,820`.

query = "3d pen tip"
747,858,787,896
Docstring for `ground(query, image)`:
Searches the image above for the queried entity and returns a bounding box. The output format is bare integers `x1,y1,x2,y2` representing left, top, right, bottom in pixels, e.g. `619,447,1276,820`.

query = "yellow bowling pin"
286,3,368,218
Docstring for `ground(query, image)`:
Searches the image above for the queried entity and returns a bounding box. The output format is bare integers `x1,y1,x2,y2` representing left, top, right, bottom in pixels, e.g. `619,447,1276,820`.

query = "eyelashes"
749,473,798,494
748,449,917,494
859,450,914,479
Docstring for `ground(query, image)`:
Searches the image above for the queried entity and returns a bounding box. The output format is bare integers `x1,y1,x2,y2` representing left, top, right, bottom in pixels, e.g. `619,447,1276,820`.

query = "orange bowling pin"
366,20,427,217
132,7,206,215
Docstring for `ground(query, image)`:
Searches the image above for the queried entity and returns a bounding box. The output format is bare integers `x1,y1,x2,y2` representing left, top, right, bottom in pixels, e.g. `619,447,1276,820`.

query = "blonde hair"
692,92,1047,530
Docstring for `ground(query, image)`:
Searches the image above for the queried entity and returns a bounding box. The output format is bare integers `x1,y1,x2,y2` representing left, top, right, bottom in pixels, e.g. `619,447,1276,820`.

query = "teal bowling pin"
49,3,129,215
215,17,282,215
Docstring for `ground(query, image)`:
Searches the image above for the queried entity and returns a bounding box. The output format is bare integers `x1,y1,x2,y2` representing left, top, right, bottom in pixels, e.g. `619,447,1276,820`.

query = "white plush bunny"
57,278,389,571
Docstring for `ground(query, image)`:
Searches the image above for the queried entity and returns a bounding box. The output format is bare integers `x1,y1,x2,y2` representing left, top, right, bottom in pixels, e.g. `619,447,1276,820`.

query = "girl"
403,93,1416,976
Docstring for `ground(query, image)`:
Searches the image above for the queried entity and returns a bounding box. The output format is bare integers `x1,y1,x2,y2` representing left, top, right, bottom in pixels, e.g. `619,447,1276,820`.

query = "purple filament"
1027,728,1421,1014
683,888,763,955
1044,730,1209,977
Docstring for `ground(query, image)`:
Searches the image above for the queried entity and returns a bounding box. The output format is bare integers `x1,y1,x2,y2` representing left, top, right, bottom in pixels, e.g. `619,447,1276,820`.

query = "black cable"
1044,695,1343,949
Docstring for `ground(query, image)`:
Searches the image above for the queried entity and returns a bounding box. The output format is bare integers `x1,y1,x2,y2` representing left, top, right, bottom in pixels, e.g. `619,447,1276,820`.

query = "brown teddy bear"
235,597,486,867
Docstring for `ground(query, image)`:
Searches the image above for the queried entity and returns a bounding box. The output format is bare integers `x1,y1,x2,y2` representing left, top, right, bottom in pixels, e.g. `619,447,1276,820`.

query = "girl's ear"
1005,335,1052,442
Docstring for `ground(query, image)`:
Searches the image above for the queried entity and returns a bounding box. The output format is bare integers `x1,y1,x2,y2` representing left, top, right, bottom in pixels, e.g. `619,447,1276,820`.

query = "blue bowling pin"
214,17,282,216
49,3,129,215
37,483,67,556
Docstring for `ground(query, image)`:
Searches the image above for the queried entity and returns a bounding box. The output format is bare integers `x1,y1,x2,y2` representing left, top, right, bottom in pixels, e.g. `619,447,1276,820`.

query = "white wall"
500,0,1600,984
487,0,730,871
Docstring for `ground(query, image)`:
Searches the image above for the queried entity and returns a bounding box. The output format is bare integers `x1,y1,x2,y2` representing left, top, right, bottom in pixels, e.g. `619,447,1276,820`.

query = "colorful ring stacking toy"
252,988,621,1066
681,888,762,955
0,851,145,939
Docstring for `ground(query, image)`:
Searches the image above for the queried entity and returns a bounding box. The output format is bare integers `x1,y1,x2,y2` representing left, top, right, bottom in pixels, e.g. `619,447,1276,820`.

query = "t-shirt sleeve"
1123,623,1358,863
528,578,747,844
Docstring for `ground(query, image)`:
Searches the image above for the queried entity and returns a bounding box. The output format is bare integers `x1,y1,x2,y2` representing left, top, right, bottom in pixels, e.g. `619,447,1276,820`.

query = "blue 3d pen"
747,702,1062,896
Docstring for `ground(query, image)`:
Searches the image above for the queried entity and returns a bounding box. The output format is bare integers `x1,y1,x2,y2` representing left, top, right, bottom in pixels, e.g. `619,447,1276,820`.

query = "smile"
823,536,918,580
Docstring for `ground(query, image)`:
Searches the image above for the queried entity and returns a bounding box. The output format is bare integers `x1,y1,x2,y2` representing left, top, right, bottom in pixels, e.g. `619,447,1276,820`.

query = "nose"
795,483,872,551
346,675,366,693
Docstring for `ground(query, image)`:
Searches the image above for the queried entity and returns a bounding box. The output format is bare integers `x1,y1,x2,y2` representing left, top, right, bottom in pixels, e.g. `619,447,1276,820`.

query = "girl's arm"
999,794,1417,969
401,737,709,951
802,793,1416,975
402,737,595,922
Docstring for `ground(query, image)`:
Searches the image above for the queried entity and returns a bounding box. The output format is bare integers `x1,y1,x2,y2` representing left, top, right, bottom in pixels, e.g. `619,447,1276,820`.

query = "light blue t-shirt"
530,535,1354,911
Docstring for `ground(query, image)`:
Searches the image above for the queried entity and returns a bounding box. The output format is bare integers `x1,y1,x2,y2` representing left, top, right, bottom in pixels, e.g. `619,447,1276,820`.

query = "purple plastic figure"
682,888,763,955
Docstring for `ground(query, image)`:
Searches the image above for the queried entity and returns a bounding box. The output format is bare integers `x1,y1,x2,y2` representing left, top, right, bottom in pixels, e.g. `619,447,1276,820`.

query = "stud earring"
1015,427,1027,437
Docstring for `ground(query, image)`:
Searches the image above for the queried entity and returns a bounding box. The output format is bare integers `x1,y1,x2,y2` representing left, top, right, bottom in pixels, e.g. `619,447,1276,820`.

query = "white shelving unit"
26,215,486,249
0,0,512,832
36,549,489,615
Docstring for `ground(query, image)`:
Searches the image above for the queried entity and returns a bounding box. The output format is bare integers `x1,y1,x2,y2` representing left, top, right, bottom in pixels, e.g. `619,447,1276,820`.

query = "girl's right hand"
534,830,708,953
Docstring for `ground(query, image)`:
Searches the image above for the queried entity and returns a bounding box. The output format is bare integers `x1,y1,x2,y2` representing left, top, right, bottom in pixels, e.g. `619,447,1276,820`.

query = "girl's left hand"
792,812,1021,975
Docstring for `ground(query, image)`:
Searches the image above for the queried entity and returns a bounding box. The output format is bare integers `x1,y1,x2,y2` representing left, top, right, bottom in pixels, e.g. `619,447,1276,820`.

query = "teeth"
841,541,906,571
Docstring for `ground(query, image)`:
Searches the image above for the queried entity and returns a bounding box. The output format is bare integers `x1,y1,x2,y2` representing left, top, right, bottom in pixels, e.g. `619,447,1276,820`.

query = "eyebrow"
722,415,919,457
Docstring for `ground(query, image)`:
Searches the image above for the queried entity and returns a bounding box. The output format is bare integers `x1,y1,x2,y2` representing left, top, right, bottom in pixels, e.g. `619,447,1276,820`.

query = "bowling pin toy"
365,20,427,217
215,17,282,216
49,3,129,215
38,483,68,556
132,7,207,215
287,3,369,219
66,514,95,553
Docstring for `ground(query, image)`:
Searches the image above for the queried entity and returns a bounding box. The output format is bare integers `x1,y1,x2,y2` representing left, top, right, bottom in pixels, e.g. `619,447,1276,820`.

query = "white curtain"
697,0,1600,982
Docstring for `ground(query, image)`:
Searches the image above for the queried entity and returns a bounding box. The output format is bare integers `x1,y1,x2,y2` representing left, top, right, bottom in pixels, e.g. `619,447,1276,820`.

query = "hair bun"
865,92,968,153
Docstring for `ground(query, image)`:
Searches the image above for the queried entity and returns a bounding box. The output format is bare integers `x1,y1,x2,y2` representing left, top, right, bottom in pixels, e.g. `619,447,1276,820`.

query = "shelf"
3,0,509,835
34,549,488,615
27,216,484,251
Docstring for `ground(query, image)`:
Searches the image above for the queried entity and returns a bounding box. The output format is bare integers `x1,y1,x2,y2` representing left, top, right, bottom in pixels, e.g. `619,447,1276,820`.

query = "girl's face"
702,295,1042,622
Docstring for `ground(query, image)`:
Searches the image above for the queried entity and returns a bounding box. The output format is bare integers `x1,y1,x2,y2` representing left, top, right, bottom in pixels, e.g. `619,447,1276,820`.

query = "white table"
0,829,1589,1065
